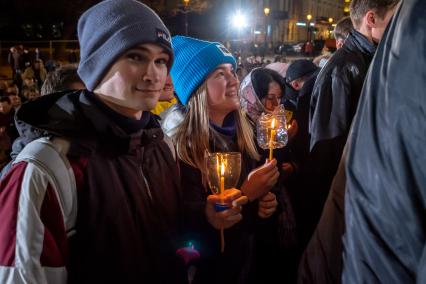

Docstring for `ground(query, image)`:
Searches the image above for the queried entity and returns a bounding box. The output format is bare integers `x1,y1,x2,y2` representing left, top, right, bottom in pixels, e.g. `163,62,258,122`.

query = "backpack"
13,137,78,236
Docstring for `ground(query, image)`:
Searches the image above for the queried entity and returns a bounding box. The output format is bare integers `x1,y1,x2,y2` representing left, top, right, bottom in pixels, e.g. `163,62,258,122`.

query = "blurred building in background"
0,0,351,71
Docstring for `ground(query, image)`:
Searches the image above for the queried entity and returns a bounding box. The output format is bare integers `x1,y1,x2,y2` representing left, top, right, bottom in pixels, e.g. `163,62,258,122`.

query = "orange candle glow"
220,162,225,196
269,118,276,160
219,161,226,253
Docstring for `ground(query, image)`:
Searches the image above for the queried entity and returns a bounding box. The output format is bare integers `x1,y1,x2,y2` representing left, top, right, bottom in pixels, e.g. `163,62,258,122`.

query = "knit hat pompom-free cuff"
170,36,237,105
77,0,173,91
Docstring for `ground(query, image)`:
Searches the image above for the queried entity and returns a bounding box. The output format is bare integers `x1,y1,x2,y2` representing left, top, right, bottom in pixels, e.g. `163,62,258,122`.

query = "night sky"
0,0,239,41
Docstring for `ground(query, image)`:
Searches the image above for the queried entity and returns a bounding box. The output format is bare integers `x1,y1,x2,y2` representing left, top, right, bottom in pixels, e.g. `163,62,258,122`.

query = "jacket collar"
346,29,377,57
78,91,164,153
15,90,164,155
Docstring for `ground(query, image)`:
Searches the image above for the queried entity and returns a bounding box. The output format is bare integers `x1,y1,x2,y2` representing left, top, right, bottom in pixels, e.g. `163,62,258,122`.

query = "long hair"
173,82,260,180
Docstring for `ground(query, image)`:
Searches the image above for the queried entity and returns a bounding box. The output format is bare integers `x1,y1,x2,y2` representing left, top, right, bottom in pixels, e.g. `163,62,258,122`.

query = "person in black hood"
0,1,187,284
239,67,299,283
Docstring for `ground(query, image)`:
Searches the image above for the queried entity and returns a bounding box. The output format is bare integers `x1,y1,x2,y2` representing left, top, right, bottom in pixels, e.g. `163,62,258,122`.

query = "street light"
306,14,313,41
232,10,248,29
264,7,270,16
183,0,190,35
328,17,334,39
264,7,270,56
231,10,247,57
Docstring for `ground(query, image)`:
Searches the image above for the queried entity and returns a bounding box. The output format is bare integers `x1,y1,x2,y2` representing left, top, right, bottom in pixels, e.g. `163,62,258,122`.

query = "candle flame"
271,118,276,128
220,162,225,176
216,155,220,173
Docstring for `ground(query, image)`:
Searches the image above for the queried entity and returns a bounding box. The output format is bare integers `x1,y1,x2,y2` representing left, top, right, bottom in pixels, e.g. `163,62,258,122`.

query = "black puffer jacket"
14,90,187,284
343,1,426,282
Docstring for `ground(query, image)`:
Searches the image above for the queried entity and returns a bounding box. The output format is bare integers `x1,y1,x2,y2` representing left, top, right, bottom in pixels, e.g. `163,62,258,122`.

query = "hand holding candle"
205,152,242,253
205,189,248,229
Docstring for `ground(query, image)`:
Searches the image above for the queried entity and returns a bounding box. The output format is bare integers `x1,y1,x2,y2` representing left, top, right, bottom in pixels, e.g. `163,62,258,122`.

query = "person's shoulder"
321,49,359,79
328,48,352,67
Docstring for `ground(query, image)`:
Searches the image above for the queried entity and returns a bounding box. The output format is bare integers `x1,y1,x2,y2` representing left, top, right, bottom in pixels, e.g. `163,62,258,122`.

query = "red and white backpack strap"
14,137,77,236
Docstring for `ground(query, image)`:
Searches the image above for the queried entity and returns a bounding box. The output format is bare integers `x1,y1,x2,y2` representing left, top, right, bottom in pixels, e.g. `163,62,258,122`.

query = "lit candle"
219,160,226,253
220,161,225,196
285,110,293,130
269,118,276,160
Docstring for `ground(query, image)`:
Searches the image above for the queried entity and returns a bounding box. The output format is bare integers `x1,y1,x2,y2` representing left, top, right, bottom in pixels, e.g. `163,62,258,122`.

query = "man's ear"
365,10,376,28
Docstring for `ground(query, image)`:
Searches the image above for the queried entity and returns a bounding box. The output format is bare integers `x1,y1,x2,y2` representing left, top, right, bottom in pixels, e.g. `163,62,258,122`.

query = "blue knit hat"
170,36,237,105
77,0,173,91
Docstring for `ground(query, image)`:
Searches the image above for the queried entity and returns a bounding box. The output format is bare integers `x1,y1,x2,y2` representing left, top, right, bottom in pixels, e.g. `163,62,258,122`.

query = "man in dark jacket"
307,0,400,223
298,0,400,283
0,1,188,283
343,0,426,282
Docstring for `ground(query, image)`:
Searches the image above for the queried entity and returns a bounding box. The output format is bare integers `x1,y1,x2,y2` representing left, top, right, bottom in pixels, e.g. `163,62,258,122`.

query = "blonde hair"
174,82,260,179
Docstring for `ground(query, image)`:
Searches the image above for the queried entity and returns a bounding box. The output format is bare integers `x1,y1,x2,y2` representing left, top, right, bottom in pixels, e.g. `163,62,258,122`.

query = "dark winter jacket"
288,68,320,175
302,30,376,236
343,1,426,282
0,90,187,284
309,29,376,150
284,69,324,253
297,149,347,284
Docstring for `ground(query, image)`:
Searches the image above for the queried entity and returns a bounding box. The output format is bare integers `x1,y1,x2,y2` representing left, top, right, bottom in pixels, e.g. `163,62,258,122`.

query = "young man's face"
94,43,169,119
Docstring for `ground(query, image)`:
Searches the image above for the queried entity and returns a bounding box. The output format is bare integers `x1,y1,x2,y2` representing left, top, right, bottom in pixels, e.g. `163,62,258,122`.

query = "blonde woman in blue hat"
168,35,280,283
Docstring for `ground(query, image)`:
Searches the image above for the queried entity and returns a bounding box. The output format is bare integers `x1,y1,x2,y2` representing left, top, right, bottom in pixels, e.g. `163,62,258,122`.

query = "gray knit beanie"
77,0,173,91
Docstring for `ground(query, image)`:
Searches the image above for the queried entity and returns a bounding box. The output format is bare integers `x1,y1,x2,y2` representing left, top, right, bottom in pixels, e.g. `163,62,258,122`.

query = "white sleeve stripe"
12,162,67,284
0,266,67,284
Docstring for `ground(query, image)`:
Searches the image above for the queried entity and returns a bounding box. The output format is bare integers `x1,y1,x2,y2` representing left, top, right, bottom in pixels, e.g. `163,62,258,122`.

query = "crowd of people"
0,0,424,283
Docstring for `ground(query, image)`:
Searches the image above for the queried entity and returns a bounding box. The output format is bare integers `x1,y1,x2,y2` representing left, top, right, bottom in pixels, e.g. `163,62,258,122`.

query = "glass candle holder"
257,111,288,151
205,152,242,212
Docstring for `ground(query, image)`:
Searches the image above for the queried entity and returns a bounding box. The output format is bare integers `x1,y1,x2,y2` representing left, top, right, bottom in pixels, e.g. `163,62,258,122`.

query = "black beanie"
285,59,318,83
77,0,173,91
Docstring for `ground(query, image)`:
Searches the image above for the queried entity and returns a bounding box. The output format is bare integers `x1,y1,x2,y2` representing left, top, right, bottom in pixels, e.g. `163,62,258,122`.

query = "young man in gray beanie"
0,1,187,283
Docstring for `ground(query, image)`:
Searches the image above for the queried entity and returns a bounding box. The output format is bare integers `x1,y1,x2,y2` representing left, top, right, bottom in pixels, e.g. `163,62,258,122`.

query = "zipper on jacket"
136,148,153,201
